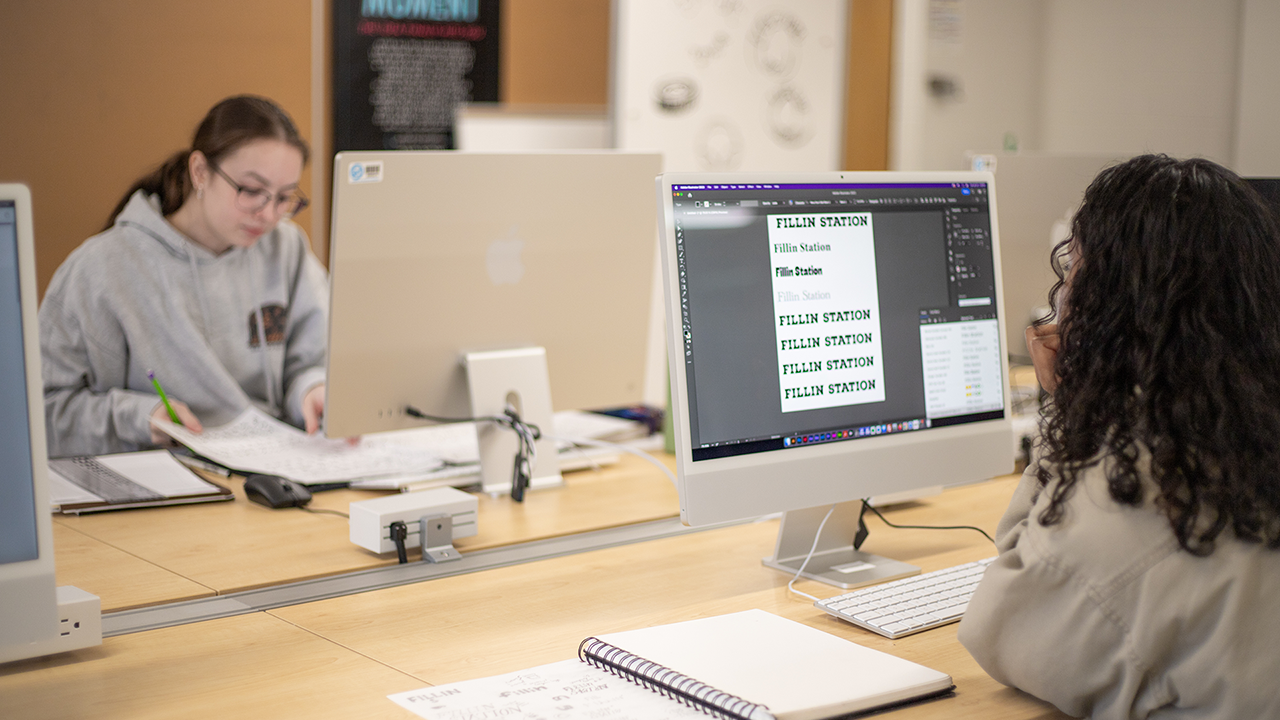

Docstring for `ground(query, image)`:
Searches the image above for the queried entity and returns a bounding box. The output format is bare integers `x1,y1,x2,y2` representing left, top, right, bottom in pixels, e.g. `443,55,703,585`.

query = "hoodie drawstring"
249,251,280,416
187,250,214,341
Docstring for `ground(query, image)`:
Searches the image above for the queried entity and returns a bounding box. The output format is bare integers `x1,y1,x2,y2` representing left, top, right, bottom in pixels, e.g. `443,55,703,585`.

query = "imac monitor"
0,184,64,662
326,152,663,491
1244,178,1280,219
658,172,1014,588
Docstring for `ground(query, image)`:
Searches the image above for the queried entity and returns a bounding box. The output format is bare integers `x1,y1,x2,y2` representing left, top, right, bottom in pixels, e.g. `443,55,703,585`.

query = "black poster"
333,0,500,151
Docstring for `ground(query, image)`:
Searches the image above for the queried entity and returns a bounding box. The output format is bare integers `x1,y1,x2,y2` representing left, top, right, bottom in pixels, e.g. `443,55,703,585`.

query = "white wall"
1038,0,1240,163
919,0,1045,169
890,0,931,170
893,0,1256,170
1233,0,1280,175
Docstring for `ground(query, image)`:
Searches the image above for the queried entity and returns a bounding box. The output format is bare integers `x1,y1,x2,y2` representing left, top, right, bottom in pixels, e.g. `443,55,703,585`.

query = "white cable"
549,434,832,602
544,434,678,487
786,503,838,602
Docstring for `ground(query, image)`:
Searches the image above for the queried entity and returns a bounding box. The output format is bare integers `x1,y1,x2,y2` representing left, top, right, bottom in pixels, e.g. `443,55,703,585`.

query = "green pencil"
147,370,181,424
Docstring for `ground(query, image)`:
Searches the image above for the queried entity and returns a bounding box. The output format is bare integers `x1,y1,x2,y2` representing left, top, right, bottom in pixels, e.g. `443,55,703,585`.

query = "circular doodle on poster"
696,120,744,171
747,12,805,78
654,77,699,114
715,0,746,19
767,86,812,148
689,33,730,65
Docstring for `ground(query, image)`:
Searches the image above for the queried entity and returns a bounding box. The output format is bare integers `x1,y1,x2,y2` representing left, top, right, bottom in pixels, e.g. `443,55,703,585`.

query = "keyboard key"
815,556,996,639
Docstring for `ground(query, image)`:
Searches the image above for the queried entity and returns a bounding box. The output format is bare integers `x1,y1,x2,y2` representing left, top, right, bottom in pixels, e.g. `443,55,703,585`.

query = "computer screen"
325,151,663,490
1245,178,1280,219
659,172,1014,587
0,184,60,662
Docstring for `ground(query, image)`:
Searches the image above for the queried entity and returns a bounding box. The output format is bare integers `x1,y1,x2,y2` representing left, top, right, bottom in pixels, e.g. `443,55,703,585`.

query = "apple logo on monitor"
486,225,525,285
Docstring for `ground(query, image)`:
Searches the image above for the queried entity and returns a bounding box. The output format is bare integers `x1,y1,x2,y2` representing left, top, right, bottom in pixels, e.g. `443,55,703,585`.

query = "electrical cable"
785,499,997,602
861,501,996,546
389,520,409,564
304,481,352,493
406,409,677,493
298,506,349,519
405,404,542,502
786,504,838,602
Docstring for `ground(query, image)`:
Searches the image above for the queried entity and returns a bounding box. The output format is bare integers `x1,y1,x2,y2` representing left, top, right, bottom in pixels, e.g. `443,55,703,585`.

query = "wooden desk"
0,613,417,720
2,473,1069,719
52,524,213,612
51,453,679,610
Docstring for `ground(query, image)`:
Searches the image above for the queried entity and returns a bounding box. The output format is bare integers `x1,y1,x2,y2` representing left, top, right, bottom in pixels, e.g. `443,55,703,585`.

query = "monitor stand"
762,501,920,589
464,347,563,495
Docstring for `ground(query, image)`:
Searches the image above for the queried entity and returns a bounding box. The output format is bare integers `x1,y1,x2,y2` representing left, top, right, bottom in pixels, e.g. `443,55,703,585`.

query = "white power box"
350,487,478,554
0,585,102,663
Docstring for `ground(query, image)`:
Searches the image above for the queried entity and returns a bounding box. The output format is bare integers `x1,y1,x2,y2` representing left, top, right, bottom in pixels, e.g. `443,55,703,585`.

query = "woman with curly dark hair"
958,154,1280,718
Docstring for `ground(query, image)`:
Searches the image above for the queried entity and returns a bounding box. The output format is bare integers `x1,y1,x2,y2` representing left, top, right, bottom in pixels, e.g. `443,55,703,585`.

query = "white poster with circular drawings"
612,0,848,172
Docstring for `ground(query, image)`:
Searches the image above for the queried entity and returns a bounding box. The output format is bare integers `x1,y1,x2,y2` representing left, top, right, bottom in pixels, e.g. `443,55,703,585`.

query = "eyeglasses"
208,163,310,218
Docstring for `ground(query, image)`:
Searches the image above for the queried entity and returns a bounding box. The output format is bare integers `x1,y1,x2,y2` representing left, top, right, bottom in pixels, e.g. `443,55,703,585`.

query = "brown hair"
104,95,310,229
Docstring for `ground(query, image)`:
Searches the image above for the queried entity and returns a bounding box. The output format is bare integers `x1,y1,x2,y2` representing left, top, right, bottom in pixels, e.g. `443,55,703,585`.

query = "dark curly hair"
1036,154,1280,555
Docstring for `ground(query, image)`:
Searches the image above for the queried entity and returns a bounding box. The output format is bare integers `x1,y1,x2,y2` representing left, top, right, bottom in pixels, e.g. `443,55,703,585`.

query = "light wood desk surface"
51,453,680,611
3,471,1069,720
52,523,215,611
0,612,418,719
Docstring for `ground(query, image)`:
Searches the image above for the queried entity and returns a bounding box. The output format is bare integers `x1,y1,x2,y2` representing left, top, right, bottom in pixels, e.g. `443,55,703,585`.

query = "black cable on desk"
404,404,541,503
862,500,997,546
299,506,349,519
389,521,409,564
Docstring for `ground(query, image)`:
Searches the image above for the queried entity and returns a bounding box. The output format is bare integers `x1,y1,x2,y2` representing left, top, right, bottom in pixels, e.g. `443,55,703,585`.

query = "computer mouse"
242,473,312,509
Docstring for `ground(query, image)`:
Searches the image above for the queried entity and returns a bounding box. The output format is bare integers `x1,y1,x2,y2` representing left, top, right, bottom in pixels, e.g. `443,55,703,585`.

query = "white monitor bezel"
0,182,59,661
657,171,1016,527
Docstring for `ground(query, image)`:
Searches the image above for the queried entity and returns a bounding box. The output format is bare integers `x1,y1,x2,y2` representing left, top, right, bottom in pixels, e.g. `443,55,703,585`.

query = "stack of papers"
153,407,648,489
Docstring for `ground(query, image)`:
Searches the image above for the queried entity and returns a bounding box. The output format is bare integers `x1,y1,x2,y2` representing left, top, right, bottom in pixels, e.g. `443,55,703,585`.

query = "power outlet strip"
51,586,102,653
1,586,102,663
349,487,478,554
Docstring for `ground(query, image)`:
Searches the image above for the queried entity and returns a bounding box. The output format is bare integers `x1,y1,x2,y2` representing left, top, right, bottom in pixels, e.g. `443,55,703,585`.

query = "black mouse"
243,473,312,509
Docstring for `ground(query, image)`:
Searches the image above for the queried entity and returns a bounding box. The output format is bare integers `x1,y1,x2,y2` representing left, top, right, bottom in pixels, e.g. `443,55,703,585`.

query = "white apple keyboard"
814,556,996,639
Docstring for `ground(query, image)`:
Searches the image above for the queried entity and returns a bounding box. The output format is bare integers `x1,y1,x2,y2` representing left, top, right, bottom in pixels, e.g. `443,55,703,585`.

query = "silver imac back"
325,151,663,443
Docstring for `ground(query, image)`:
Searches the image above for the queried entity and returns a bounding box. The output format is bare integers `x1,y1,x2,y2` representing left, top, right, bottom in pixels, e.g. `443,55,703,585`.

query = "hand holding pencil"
147,370,203,445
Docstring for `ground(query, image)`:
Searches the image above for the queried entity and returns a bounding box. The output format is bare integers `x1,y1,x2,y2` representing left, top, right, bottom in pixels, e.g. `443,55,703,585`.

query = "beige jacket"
958,458,1280,719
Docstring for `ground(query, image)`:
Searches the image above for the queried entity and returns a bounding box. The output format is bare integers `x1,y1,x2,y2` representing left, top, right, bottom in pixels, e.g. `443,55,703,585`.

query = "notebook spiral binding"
578,637,773,720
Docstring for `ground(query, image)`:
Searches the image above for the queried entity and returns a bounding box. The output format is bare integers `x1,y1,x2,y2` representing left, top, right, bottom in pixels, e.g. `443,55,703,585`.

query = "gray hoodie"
39,191,328,457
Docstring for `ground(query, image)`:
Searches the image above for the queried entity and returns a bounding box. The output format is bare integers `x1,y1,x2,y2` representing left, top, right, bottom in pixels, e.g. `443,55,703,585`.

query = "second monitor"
326,151,663,492
658,172,1015,587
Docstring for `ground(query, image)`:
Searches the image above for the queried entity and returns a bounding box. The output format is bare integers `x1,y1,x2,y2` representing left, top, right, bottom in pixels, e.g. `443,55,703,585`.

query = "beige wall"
0,0,891,297
0,1,314,296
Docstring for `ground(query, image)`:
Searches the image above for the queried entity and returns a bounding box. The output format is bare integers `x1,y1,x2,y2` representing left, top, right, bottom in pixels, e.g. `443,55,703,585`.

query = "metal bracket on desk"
419,513,460,563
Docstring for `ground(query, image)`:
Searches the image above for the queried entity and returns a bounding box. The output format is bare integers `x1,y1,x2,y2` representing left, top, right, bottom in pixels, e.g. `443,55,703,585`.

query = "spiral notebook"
389,609,954,720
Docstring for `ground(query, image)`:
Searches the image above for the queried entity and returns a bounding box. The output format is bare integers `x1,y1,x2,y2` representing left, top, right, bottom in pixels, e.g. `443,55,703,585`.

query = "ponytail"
102,95,309,231
103,150,192,231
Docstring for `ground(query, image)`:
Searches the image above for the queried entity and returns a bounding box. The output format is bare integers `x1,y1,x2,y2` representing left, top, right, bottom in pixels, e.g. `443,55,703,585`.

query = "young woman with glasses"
40,95,330,456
